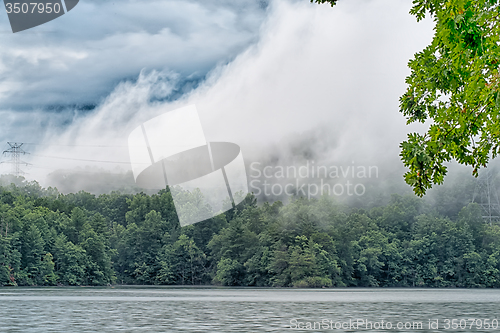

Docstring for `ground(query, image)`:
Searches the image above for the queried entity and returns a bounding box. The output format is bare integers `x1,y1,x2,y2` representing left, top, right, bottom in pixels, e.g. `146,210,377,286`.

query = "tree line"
0,176,499,288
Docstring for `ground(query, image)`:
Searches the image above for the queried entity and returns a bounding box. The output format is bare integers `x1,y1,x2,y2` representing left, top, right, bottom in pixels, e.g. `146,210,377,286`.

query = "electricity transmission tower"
472,168,500,224
2,142,30,177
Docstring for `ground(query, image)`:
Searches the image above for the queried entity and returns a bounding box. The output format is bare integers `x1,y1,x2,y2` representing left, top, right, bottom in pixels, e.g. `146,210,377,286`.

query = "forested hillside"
1,177,499,288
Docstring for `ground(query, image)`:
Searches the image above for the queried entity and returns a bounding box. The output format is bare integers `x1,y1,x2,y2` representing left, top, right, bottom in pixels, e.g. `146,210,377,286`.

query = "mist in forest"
1,0,474,204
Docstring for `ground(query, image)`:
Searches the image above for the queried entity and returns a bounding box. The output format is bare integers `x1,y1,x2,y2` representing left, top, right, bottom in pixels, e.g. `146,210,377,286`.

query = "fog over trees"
1,176,499,288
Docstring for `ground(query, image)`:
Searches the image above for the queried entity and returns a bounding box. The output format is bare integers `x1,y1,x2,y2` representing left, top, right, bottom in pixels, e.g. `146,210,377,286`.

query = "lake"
0,287,499,332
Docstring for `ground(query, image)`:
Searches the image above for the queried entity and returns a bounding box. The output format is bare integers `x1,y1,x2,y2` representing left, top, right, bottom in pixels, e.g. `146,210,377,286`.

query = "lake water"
0,287,499,332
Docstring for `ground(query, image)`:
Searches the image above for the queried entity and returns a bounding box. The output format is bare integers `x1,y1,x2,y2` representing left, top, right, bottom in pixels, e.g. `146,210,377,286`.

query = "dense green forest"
0,176,499,288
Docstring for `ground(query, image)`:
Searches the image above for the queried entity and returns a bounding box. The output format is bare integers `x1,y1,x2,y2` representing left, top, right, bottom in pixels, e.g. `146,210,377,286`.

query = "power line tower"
2,142,30,177
471,168,500,224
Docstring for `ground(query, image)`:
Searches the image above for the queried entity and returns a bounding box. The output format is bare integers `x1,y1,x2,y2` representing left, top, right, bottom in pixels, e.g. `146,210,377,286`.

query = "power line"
1,142,161,168
23,143,128,148
30,154,137,164
23,143,189,149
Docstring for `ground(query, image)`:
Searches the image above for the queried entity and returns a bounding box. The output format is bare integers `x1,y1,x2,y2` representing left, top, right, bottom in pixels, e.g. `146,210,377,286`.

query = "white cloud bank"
0,0,435,191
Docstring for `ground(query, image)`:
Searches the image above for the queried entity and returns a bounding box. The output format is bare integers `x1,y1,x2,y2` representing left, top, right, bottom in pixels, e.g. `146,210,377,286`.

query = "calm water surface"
0,287,499,332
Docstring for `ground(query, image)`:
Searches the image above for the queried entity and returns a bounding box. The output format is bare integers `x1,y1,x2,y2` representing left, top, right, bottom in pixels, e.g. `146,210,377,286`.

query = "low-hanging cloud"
1,0,438,198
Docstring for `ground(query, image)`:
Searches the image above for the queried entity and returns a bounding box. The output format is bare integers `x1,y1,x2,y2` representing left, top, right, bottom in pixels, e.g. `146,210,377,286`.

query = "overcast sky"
0,0,438,189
